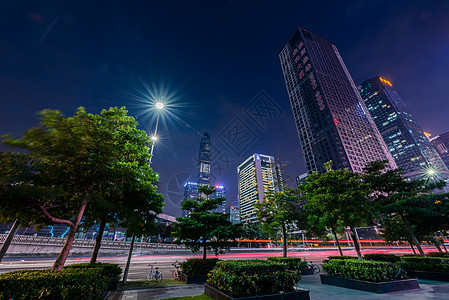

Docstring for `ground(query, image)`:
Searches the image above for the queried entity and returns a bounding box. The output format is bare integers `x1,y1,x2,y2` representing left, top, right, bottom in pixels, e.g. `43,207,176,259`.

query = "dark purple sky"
1,1,448,216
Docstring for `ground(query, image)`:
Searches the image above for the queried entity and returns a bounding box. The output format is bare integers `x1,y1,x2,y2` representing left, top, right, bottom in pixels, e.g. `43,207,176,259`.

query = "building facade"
197,132,211,186
182,181,198,217
359,77,449,180
237,154,280,223
431,132,449,170
279,27,396,174
211,185,226,214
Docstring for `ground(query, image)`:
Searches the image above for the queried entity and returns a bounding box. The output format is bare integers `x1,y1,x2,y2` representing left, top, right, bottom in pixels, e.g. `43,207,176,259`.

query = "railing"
0,234,186,250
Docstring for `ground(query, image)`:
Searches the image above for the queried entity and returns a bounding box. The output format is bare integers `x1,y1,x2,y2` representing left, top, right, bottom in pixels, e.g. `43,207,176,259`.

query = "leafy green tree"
0,107,163,271
301,162,373,260
255,188,303,257
173,185,240,260
362,160,448,257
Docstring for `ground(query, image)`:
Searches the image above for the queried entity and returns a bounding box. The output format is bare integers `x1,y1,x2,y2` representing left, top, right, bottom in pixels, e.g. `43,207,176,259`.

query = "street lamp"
149,101,164,165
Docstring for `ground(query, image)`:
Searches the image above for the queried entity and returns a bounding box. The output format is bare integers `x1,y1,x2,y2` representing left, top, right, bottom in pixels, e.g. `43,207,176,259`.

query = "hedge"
0,263,122,300
323,255,355,264
398,257,449,273
267,257,307,272
207,260,298,297
181,258,220,276
427,252,449,258
323,259,407,282
363,254,400,263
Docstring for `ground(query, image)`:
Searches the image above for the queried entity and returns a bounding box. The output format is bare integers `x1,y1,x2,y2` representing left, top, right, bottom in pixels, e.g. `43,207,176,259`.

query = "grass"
161,295,212,300
118,279,186,290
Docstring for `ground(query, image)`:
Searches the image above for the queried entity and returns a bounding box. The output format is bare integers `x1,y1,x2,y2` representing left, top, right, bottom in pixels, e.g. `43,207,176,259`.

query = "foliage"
207,260,298,297
0,107,164,270
323,259,408,282
301,161,372,259
180,258,220,276
398,257,449,273
363,254,400,263
256,188,303,257
267,257,307,278
427,252,449,257
0,263,121,299
240,223,269,240
173,185,240,259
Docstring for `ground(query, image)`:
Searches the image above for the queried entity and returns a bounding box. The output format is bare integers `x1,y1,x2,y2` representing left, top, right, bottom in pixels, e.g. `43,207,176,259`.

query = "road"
0,246,438,281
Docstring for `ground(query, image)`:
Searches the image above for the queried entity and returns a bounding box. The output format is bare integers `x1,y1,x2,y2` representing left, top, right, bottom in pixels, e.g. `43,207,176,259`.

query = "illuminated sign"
379,77,392,87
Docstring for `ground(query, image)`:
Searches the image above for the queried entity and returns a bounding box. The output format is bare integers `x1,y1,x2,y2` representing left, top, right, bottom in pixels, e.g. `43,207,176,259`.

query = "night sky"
1,1,448,217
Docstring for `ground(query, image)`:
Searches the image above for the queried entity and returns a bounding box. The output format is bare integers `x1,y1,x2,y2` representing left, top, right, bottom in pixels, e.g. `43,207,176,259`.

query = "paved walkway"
108,275,449,300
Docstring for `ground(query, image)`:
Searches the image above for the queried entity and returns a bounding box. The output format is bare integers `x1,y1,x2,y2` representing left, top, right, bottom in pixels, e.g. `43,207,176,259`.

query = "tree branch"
38,204,74,227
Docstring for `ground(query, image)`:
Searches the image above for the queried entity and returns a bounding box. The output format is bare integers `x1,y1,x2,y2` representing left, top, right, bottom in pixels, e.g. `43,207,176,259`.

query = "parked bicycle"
147,263,163,282
306,260,320,274
172,260,182,281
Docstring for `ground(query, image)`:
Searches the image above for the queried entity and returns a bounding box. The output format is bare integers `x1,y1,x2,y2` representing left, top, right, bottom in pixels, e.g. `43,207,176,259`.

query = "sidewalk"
107,275,449,300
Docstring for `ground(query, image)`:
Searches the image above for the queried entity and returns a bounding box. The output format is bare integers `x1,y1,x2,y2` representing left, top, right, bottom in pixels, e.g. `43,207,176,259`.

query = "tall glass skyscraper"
359,77,449,180
237,154,280,223
431,132,449,170
279,27,396,173
197,132,211,186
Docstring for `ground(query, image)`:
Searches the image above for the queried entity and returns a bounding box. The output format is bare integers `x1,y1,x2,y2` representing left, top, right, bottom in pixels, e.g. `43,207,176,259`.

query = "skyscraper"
182,181,198,217
359,77,449,180
197,132,211,186
279,27,396,173
211,185,226,214
237,154,280,223
430,132,449,170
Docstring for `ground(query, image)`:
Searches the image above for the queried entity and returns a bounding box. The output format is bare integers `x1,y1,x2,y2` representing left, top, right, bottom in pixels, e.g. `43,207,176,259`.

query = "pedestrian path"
107,275,449,300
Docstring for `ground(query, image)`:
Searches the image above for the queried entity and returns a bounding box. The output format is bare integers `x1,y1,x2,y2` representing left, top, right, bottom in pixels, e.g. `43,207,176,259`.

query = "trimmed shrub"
398,257,449,273
363,254,400,263
0,263,122,300
323,259,407,282
323,255,355,264
427,252,449,258
181,258,220,276
207,260,298,297
267,257,308,271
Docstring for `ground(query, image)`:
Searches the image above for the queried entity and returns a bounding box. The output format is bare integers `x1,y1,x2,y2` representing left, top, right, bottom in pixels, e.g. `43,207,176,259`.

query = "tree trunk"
90,215,107,264
434,240,443,253
0,220,20,263
203,240,207,260
122,234,135,284
332,227,343,256
349,227,362,260
443,243,448,253
408,240,417,254
400,213,425,257
282,223,287,258
51,201,87,272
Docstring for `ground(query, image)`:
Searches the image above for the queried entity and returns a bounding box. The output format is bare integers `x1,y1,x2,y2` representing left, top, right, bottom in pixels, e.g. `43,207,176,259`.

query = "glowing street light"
149,101,164,165
426,168,436,177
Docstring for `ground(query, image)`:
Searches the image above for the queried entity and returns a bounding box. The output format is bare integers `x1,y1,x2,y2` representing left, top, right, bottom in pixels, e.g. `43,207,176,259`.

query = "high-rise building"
226,201,241,225
182,181,198,217
359,77,449,180
430,131,449,170
211,185,226,214
237,154,280,223
197,132,211,186
279,27,396,174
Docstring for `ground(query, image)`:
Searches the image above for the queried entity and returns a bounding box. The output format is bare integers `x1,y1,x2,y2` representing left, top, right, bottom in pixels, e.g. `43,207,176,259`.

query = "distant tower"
431,132,449,169
237,154,280,223
279,27,396,173
197,132,211,186
359,77,449,180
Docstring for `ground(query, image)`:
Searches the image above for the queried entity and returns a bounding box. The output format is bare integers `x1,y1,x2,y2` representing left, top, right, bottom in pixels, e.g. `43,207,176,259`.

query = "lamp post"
149,101,164,165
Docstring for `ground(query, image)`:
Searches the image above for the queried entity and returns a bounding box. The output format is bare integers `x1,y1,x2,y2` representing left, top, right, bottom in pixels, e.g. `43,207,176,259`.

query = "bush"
323,255,355,263
181,258,220,276
323,259,407,282
398,257,449,273
267,257,308,271
0,263,122,300
363,254,400,263
207,260,298,297
427,252,449,258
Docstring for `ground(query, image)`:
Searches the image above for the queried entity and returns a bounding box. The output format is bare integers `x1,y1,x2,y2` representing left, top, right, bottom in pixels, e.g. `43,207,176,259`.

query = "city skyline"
0,1,448,216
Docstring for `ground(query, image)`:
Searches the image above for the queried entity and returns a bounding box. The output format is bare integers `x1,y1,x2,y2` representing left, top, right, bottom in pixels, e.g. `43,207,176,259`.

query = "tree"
301,162,373,260
173,185,240,260
255,188,303,257
363,160,449,257
0,107,163,271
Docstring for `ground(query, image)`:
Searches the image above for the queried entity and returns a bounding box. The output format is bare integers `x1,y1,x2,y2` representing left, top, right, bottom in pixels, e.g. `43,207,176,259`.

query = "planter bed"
204,283,310,300
300,268,314,276
320,274,419,294
181,272,208,284
405,270,449,282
